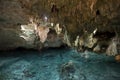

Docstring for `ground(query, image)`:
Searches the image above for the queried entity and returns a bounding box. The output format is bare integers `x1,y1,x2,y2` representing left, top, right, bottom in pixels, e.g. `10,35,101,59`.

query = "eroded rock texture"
0,0,120,55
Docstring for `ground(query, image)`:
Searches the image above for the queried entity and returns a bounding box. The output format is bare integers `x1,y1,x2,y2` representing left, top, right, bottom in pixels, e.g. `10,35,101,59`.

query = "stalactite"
37,26,49,43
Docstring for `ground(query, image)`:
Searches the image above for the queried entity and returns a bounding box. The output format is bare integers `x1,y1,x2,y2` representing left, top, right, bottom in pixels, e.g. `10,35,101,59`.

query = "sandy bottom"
0,48,120,80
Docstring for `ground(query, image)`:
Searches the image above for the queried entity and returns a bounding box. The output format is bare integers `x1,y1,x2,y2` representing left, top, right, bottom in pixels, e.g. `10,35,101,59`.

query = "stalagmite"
74,36,79,47
64,31,71,47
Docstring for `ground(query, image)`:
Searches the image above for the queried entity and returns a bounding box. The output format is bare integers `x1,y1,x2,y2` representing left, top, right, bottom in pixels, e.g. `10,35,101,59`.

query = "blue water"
0,48,120,80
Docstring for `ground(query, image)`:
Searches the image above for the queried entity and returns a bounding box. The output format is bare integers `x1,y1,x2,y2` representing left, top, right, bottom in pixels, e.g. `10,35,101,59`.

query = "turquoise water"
0,48,120,80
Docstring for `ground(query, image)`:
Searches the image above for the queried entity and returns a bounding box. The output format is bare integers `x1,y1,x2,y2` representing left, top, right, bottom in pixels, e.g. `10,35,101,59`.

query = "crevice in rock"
96,10,100,16
93,31,116,40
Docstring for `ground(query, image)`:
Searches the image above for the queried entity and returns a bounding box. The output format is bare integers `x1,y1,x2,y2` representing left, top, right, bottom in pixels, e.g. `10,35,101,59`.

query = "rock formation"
0,0,120,56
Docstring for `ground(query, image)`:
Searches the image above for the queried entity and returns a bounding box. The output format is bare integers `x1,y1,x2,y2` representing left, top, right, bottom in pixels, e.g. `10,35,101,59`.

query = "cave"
0,0,120,80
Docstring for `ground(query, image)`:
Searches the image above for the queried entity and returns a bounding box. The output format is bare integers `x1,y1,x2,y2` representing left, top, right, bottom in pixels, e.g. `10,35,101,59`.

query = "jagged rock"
20,24,37,48
54,23,62,35
37,26,49,43
63,30,71,47
0,0,120,55
93,44,101,52
44,29,64,47
106,39,118,56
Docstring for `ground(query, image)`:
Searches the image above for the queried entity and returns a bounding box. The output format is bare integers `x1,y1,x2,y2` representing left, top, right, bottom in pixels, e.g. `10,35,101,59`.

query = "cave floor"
0,48,120,80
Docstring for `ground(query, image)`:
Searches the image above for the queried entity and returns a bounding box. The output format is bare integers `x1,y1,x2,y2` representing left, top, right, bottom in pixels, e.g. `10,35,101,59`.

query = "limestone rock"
37,26,49,43
54,23,62,35
20,24,37,48
106,39,118,56
0,27,25,50
44,29,64,48
93,45,101,52
0,0,120,55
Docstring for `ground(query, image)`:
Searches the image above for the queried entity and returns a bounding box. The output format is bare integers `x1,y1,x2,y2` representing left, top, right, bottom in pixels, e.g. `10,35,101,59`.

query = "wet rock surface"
0,49,120,80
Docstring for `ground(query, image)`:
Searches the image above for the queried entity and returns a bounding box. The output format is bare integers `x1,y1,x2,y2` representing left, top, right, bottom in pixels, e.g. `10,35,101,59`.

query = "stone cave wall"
0,0,120,55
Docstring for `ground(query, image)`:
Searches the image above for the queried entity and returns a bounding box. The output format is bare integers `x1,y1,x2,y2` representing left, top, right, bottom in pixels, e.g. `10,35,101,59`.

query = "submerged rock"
59,61,77,80
59,60,86,80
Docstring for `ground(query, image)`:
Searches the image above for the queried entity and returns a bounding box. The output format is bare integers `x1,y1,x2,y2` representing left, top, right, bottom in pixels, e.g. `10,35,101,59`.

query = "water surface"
0,48,120,80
